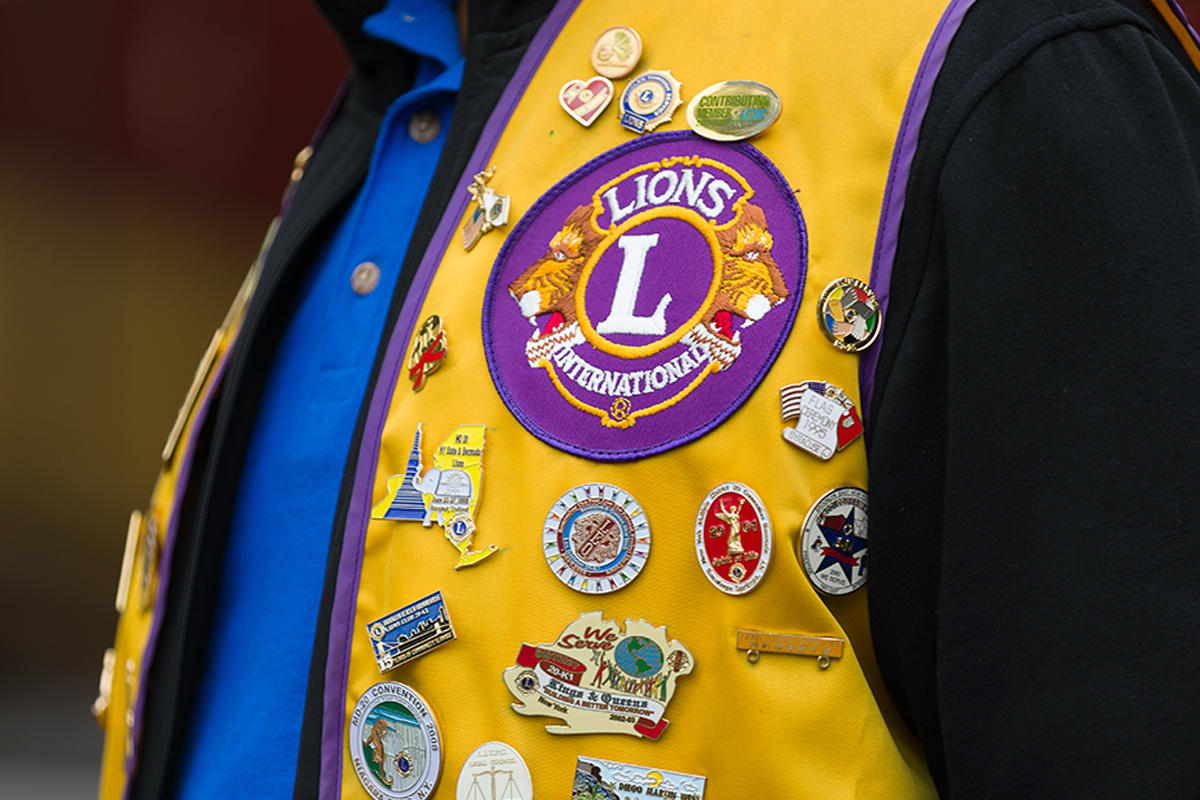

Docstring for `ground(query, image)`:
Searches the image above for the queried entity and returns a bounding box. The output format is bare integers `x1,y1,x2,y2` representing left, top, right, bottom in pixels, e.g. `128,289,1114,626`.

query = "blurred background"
4,0,1200,798
0,0,346,796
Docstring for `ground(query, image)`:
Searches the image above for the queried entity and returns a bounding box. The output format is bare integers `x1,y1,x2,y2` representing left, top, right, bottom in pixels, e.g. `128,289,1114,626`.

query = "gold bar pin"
735,629,845,669
115,510,143,613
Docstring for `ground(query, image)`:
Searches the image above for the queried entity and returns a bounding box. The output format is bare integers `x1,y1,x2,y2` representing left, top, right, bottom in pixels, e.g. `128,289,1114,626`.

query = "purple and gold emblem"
483,132,806,461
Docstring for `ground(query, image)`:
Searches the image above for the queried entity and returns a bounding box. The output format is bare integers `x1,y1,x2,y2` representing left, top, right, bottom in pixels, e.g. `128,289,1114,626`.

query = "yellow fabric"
345,1,947,797
1150,0,1200,69
96,251,262,800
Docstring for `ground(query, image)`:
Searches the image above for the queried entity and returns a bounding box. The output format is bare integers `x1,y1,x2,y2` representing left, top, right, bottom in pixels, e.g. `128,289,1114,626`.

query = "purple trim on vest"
317,2,583,797
120,345,234,800
860,0,977,429
1165,0,1200,50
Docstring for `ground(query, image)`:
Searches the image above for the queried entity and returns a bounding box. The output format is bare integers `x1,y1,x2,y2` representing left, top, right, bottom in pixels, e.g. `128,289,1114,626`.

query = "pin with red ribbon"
407,315,447,391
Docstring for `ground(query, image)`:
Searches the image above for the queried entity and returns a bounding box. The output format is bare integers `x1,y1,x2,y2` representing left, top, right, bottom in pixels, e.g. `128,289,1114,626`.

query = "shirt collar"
362,0,462,71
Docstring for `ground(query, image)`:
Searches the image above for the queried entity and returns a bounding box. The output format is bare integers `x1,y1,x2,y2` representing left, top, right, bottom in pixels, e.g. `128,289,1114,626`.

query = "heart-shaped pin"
559,76,614,127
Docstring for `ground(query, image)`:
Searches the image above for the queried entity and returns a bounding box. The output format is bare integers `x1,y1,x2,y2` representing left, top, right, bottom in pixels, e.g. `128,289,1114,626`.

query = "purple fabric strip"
1165,0,1200,50
860,0,977,429
317,1,583,797
120,342,235,800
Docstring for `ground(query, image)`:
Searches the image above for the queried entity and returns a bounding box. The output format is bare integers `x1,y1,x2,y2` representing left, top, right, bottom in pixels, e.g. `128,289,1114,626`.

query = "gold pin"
735,630,845,668
407,315,447,391
590,25,642,79
462,166,511,250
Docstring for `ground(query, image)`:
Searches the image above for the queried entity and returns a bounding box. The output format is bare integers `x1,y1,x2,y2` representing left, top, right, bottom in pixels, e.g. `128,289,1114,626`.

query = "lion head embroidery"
509,205,601,329
682,203,788,369
708,203,789,340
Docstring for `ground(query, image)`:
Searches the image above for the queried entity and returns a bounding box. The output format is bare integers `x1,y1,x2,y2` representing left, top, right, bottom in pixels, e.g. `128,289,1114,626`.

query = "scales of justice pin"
371,423,498,569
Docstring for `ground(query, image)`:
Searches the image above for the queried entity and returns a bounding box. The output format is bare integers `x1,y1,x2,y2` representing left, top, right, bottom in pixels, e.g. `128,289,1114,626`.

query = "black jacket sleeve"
869,0,1200,796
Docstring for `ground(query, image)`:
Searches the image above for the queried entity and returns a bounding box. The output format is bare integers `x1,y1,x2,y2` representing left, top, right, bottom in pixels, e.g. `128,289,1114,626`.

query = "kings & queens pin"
502,611,694,739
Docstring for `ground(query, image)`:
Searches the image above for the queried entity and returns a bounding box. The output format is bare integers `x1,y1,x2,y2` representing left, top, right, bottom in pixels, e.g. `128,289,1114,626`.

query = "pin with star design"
801,487,868,595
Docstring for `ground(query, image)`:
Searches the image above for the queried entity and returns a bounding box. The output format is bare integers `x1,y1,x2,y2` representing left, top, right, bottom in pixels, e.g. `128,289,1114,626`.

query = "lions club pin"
817,277,880,352
695,482,772,595
619,69,682,133
543,483,650,594
367,591,455,673
348,682,442,800
456,742,533,800
779,381,863,459
503,611,694,739
801,487,868,595
370,423,498,569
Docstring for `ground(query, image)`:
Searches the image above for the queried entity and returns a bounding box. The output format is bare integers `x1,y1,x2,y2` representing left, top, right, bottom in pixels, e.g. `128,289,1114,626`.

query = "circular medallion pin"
686,80,781,142
619,69,682,134
456,742,533,800
543,483,650,593
591,25,642,78
817,277,880,352
348,682,442,800
695,482,772,595
801,487,868,596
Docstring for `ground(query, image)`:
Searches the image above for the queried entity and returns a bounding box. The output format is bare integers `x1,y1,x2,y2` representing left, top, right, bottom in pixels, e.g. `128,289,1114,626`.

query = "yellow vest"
339,1,949,797
96,0,1050,794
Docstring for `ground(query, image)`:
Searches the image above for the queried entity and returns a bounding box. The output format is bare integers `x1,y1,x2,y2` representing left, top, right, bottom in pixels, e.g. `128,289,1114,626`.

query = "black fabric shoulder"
869,0,1200,795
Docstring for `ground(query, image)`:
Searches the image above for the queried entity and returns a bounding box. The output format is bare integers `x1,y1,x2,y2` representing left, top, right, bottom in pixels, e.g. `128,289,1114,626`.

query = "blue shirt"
174,3,461,797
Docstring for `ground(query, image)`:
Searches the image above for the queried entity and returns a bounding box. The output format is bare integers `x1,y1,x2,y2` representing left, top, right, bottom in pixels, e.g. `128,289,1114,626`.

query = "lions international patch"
483,131,806,461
